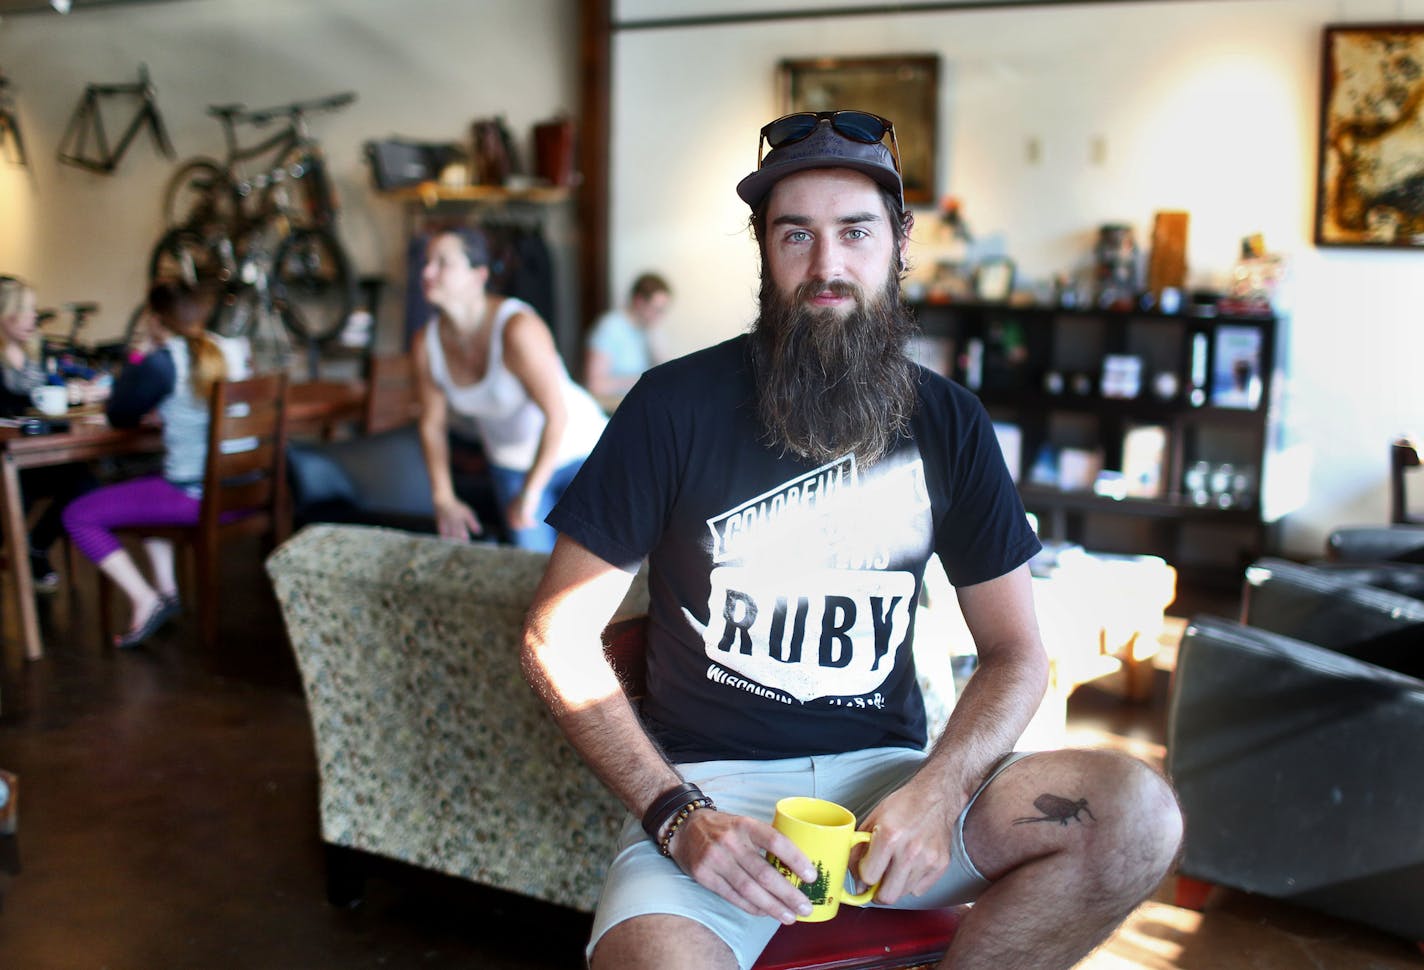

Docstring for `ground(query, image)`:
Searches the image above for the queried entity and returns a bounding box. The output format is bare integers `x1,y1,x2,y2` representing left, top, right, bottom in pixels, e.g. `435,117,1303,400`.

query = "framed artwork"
1316,24,1424,247
1210,324,1264,410
778,54,939,206
974,256,1016,301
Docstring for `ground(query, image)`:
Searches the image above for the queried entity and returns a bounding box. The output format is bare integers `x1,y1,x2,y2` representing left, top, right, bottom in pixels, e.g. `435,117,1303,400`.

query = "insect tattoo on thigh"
1014,794,1097,826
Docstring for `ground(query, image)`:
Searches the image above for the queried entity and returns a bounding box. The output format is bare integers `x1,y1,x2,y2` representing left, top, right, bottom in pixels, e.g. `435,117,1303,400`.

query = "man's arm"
521,535,817,924
856,562,1048,902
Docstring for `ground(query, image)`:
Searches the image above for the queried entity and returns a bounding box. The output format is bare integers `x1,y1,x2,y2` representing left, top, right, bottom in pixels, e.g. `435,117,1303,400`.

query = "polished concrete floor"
0,539,1420,969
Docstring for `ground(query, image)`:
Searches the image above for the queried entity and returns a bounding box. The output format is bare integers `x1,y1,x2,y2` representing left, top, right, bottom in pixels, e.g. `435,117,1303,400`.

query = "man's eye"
786,230,811,243
845,228,869,240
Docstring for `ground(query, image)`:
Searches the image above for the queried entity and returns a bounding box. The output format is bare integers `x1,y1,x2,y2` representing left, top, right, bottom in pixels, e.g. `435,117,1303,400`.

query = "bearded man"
522,112,1182,970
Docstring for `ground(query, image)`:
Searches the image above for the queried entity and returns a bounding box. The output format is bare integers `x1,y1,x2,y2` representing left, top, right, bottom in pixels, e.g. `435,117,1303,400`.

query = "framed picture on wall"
1316,24,1424,248
778,54,939,205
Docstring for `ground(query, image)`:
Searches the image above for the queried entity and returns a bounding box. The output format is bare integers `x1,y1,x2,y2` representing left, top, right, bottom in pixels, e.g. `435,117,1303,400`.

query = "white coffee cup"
30,385,68,416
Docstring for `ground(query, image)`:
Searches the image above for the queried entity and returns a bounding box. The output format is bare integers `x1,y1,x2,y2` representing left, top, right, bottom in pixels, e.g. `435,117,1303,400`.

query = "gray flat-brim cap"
736,121,903,209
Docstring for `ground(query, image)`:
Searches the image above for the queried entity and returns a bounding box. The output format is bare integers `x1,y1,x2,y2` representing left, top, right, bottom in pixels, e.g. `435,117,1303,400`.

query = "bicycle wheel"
272,226,353,343
163,157,237,229
148,226,226,289
210,284,262,340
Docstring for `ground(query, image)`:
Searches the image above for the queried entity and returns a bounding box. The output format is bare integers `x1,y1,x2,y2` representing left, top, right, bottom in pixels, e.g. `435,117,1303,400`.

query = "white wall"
610,0,1424,557
0,0,579,351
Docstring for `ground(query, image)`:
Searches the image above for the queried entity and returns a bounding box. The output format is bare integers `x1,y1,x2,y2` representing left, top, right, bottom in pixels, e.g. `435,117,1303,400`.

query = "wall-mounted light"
51,0,72,13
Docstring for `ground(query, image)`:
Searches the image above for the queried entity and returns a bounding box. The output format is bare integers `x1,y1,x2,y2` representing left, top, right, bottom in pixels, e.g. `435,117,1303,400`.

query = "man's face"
763,168,902,316
630,291,670,329
749,168,918,467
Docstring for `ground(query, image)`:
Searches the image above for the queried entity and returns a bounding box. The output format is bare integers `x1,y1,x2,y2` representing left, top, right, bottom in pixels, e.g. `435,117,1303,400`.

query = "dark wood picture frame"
1316,23,1424,248
778,54,939,206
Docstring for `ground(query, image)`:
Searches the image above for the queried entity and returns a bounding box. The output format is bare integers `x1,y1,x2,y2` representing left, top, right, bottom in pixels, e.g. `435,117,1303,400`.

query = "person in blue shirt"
583,272,672,406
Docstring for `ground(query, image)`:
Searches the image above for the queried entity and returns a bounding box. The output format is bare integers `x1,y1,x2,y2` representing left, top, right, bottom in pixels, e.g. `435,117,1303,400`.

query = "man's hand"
854,778,962,905
434,496,482,541
669,809,817,925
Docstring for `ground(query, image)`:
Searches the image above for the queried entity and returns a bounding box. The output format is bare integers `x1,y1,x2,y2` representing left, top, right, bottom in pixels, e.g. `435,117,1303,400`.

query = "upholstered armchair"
1165,560,1424,941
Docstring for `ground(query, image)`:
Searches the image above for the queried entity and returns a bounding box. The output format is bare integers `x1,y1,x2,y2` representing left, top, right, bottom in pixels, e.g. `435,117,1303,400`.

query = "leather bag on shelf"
470,116,517,186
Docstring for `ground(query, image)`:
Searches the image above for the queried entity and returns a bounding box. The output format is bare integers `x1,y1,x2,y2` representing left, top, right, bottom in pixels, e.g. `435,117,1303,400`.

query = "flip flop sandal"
115,596,182,650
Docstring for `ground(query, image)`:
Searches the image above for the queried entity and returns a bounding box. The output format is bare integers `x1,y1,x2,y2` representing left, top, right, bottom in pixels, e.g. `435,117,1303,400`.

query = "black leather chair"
1166,561,1424,942
287,426,438,534
286,425,511,543
1325,523,1424,566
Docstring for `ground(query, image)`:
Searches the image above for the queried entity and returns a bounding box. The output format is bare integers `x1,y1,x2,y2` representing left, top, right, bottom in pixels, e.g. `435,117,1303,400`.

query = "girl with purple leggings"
62,281,247,648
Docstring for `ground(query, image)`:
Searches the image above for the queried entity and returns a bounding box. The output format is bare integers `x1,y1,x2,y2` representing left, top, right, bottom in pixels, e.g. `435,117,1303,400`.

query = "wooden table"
0,379,368,669
1,418,164,665
288,379,366,439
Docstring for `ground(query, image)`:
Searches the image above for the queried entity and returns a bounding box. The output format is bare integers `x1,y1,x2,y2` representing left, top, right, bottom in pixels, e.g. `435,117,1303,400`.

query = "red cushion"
753,906,962,970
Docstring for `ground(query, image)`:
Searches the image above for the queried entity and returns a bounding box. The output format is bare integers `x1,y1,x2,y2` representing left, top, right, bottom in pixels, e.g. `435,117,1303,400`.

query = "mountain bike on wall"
148,90,357,357
163,90,354,234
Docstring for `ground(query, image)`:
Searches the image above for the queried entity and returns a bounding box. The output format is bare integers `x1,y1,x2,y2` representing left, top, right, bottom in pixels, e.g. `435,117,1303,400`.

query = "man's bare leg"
941,748,1183,969
592,914,740,970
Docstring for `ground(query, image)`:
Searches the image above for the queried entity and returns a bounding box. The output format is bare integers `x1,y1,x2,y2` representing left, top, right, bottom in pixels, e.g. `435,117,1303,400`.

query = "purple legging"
62,475,201,563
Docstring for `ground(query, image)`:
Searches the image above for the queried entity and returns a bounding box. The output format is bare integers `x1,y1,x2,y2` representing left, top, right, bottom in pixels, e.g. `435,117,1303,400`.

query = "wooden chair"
601,617,961,970
101,373,291,650
363,351,420,435
1390,435,1422,525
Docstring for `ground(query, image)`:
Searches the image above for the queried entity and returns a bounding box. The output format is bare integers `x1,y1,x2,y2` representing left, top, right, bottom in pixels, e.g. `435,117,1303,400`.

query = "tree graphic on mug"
798,862,830,904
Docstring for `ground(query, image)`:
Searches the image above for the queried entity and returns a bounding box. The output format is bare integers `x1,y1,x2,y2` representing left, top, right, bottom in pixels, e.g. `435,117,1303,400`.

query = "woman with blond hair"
0,275,100,591
63,280,247,648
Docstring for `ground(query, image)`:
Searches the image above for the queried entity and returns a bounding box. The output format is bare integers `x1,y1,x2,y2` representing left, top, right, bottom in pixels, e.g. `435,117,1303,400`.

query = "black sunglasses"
756,110,901,174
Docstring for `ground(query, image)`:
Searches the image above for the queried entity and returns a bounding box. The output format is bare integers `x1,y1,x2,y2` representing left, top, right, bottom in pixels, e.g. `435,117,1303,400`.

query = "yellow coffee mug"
769,796,878,922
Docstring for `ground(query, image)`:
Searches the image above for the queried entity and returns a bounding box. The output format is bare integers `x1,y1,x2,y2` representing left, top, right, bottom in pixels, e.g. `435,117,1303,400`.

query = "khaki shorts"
588,747,1032,970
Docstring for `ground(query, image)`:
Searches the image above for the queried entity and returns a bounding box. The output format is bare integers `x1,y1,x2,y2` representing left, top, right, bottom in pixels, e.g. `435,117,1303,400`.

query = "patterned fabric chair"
267,524,648,911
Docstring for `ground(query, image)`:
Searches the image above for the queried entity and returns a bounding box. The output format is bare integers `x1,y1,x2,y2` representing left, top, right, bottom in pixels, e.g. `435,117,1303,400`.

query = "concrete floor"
0,538,1419,969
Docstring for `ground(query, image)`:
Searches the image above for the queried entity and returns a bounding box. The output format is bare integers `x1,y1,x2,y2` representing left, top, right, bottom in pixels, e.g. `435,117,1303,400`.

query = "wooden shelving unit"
912,300,1287,587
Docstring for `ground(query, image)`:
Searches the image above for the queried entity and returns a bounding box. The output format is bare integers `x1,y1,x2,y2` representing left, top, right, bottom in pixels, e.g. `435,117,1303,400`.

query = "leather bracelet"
657,796,716,857
641,782,705,840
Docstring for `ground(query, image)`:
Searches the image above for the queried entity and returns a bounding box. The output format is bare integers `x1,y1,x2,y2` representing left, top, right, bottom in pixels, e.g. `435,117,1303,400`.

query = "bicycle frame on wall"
56,64,175,175
0,68,27,167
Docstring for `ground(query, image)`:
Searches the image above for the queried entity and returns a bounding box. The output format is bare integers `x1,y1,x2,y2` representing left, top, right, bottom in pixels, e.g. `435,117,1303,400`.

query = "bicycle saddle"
207,103,247,119
63,302,99,317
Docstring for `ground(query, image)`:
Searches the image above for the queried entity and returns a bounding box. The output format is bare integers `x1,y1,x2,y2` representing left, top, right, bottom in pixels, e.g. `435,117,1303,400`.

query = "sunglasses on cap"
755,110,902,174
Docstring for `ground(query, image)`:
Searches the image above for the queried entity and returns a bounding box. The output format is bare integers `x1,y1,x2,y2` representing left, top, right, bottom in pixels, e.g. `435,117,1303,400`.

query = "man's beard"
749,266,919,466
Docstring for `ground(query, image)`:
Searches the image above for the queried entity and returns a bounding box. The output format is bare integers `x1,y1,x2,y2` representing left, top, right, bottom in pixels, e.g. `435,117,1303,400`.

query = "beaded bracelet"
657,795,716,857
641,782,705,840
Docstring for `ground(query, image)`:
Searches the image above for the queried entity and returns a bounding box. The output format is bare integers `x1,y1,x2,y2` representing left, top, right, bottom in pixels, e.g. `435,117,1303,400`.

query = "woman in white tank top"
410,228,607,551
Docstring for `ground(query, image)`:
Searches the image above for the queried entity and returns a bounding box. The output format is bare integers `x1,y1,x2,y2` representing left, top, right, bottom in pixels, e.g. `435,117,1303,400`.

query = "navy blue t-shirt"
548,335,1039,762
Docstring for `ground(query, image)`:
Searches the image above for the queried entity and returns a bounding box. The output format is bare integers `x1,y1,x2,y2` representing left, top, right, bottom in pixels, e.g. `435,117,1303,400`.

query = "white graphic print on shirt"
701,453,930,704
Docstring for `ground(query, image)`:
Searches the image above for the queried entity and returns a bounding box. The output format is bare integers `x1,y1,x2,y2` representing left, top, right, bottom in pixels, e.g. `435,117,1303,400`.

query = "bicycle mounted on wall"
56,64,175,174
142,90,357,372
0,68,27,167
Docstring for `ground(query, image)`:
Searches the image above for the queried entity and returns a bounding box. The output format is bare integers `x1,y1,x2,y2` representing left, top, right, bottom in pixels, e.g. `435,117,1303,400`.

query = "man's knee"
1050,748,1183,896
592,913,740,970
966,748,1182,895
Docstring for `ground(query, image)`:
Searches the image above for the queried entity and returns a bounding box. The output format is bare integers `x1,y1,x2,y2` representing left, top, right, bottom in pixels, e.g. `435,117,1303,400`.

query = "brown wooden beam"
577,0,611,375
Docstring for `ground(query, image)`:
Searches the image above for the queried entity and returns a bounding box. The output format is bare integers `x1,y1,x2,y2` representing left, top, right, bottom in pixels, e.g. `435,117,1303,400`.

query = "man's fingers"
854,827,946,905
762,830,817,884
678,815,814,922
